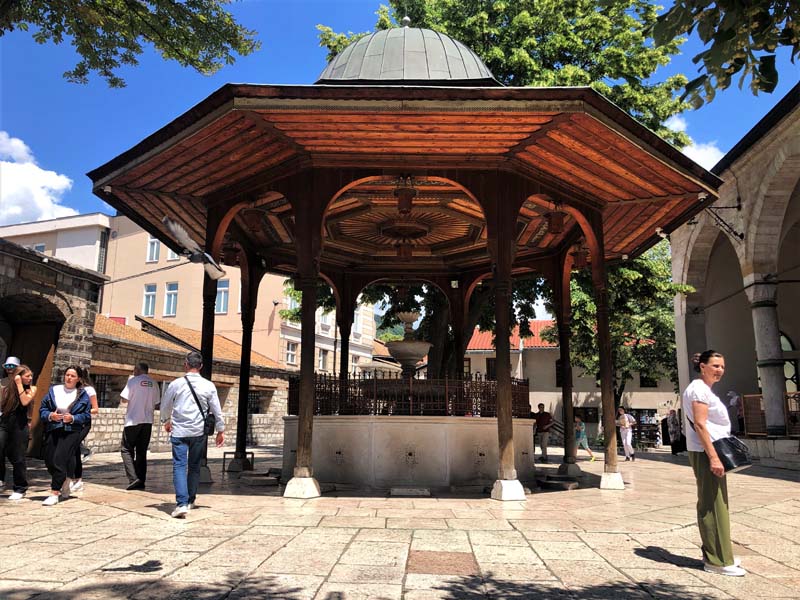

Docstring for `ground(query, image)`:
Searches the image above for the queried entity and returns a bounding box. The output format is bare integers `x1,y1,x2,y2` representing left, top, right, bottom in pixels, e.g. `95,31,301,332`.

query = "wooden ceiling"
90,85,720,275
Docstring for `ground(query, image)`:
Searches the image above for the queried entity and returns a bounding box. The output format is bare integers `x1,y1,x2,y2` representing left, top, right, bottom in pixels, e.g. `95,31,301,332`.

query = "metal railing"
288,372,531,418
743,392,800,437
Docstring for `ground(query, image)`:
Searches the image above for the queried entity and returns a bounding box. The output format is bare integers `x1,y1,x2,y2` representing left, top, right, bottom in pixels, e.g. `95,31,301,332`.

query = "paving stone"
406,551,479,576
472,544,542,565
314,582,402,599
411,529,471,552
229,574,324,599
327,563,406,583
338,541,409,567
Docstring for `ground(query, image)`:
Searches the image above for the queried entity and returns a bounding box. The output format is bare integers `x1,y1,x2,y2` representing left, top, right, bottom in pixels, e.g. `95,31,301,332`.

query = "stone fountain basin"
385,340,432,363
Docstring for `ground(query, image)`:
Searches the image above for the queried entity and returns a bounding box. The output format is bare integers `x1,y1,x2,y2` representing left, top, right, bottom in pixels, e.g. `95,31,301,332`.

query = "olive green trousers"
689,451,735,567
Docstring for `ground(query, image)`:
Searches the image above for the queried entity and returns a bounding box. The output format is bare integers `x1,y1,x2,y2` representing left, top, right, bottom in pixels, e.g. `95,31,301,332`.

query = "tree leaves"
1,0,260,87
652,0,799,106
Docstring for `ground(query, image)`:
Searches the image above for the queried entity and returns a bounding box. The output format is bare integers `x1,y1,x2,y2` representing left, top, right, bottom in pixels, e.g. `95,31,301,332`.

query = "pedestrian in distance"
0,356,21,491
617,406,636,461
0,364,36,500
683,350,746,577
574,415,595,462
532,403,554,463
667,409,686,455
160,351,224,519
120,362,160,490
39,366,92,506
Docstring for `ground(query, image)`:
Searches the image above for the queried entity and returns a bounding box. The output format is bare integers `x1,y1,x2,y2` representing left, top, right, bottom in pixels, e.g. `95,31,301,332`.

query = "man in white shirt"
120,362,160,490
161,351,225,518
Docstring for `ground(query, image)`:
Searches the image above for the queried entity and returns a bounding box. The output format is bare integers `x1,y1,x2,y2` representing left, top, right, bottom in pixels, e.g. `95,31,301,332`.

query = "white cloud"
0,131,77,226
665,115,724,170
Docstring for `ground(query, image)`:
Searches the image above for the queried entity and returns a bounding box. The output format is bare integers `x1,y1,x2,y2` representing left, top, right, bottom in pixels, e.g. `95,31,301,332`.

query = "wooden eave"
89,84,721,267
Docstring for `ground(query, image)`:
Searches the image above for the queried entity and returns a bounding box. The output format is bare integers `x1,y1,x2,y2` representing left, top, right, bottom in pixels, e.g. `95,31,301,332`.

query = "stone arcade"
90,24,720,499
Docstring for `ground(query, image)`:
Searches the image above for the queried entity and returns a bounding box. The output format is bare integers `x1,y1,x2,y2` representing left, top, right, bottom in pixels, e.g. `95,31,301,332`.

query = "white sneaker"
8,492,25,501
171,505,189,519
69,480,84,493
42,495,59,506
187,503,196,510
704,563,746,576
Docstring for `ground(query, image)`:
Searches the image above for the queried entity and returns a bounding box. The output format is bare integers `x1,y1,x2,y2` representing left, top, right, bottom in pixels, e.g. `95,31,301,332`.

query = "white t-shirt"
84,385,96,399
53,385,78,411
120,374,159,426
682,378,731,452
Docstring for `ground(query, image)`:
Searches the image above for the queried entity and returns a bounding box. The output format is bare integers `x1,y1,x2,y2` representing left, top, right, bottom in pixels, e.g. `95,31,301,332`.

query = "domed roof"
316,22,501,87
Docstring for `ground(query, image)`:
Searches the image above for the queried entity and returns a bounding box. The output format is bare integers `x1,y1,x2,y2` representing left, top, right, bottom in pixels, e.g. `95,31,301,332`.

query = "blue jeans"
171,435,205,507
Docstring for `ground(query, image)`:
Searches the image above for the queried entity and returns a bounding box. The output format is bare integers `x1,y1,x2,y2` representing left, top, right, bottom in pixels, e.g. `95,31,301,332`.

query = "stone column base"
199,465,213,484
557,462,583,477
283,476,321,499
490,479,527,501
600,472,625,490
226,457,253,473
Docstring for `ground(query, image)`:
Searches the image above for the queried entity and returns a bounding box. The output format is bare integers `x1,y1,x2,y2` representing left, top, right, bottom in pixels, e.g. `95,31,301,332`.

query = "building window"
247,390,262,415
286,341,298,365
215,279,229,314
463,358,471,376
555,359,563,388
318,349,329,371
167,248,180,261
639,374,658,388
142,284,157,317
320,310,331,327
486,358,497,380
33,243,46,253
352,310,361,336
146,235,160,263
92,375,111,407
97,230,109,272
351,354,360,373
164,282,178,317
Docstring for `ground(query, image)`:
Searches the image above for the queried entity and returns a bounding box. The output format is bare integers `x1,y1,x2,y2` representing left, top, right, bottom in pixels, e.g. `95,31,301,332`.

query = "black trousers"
45,428,83,492
121,423,152,483
0,419,29,493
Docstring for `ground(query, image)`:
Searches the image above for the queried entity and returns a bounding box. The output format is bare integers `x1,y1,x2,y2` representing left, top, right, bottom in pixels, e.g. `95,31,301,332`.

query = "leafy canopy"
651,1,799,107
542,242,693,404
319,0,692,146
0,0,259,87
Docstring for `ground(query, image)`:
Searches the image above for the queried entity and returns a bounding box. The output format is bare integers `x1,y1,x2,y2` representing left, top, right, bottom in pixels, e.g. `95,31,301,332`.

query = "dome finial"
401,16,411,28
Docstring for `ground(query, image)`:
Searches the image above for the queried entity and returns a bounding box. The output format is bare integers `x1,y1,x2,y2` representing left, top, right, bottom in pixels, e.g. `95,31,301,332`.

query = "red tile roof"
467,320,557,351
136,316,282,369
94,314,187,353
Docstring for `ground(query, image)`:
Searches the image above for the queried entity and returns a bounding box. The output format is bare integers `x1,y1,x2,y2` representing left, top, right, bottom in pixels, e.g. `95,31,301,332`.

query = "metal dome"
316,25,501,87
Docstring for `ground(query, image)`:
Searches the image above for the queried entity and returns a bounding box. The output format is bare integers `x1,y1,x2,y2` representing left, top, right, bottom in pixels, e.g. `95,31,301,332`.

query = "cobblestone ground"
1,446,799,599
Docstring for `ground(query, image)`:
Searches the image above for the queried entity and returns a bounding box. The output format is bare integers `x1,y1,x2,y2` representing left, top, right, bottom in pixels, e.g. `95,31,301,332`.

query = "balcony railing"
288,372,531,418
743,392,800,437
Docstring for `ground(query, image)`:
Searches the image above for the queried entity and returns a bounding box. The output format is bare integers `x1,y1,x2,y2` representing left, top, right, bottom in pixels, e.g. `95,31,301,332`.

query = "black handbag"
712,435,752,473
687,417,752,472
184,376,216,436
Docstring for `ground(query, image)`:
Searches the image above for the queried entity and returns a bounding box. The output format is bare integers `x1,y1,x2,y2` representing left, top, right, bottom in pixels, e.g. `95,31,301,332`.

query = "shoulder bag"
687,417,752,473
184,376,216,436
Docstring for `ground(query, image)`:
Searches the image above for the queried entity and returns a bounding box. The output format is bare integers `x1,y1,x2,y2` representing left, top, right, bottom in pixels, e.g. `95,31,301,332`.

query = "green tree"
652,1,800,107
542,242,692,406
0,0,259,87
319,0,692,146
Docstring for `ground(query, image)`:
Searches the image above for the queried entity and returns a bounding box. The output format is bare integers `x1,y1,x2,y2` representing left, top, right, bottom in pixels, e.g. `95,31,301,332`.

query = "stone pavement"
1,446,799,599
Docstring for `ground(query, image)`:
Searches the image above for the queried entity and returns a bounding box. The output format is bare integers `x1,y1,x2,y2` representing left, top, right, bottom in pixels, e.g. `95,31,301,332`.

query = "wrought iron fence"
288,372,531,418
743,393,800,437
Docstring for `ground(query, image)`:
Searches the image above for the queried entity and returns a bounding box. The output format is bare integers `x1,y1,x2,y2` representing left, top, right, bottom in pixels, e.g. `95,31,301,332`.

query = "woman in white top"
682,350,745,577
40,366,92,505
68,366,99,493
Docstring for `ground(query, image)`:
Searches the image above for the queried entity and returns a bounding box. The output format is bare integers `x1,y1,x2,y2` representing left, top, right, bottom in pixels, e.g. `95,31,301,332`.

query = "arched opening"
777,180,800,395
704,234,758,397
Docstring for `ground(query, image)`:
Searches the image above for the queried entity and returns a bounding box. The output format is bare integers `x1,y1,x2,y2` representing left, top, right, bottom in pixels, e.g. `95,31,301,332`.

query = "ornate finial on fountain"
401,16,412,28
396,311,419,340
386,311,432,379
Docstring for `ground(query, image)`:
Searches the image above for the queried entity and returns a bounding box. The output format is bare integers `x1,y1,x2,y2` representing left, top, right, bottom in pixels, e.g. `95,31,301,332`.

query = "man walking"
120,362,159,490
160,351,224,518
533,403,554,463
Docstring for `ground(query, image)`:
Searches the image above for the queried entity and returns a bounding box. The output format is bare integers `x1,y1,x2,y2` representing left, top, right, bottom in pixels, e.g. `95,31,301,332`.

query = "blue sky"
1,0,798,225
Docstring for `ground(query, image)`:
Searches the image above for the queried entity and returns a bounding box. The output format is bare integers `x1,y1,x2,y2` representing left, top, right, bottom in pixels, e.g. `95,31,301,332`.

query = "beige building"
0,213,376,372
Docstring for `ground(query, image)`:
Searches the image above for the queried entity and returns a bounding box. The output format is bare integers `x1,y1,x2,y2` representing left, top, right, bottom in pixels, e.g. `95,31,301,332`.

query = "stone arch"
747,135,800,274
681,221,723,309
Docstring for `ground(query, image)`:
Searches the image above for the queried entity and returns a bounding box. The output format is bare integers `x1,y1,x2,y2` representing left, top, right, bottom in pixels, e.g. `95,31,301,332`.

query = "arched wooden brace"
524,195,618,475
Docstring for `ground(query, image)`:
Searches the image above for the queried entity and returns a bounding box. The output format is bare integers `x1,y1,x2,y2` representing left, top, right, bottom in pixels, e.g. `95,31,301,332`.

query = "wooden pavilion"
89,24,720,499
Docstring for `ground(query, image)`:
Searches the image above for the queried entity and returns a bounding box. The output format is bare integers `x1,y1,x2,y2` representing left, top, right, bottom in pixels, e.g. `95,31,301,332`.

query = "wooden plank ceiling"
91,85,719,273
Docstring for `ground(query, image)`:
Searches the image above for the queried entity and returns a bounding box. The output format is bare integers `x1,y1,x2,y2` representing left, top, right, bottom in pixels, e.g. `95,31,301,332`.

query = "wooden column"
200,274,217,379
445,282,466,376
589,214,622,488
229,253,263,472
555,252,580,477
487,217,526,501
